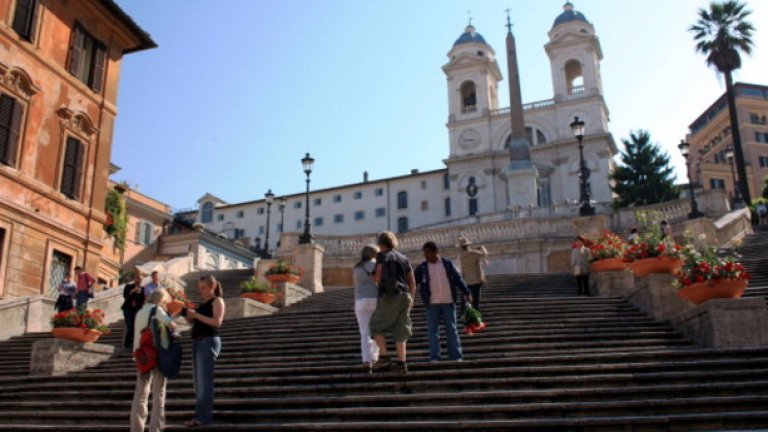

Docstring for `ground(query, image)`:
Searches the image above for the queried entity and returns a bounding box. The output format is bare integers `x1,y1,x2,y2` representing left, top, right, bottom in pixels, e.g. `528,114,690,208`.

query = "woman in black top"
184,275,225,428
121,269,145,351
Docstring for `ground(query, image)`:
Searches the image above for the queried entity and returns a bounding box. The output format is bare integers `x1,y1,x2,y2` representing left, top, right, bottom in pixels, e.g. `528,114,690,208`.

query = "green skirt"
369,291,412,342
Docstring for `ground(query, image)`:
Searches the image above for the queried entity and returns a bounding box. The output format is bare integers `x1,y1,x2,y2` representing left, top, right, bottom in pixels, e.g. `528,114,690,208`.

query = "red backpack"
133,307,158,374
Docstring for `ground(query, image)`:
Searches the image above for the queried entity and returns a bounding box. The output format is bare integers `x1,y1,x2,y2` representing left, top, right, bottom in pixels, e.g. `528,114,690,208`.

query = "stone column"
292,243,325,294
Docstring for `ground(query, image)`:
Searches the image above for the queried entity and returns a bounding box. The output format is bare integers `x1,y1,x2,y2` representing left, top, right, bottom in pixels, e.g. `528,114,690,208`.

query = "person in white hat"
457,237,487,310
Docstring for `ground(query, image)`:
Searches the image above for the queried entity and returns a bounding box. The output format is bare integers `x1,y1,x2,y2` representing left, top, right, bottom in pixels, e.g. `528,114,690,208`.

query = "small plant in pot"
623,214,683,277
587,230,628,273
265,261,301,284
677,236,750,304
240,277,278,305
51,307,111,343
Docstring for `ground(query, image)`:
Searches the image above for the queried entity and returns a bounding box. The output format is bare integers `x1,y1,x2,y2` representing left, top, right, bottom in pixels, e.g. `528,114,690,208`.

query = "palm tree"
690,0,755,203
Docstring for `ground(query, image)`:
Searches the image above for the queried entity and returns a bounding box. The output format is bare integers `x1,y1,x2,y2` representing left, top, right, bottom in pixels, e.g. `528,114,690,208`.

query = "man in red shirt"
74,266,95,308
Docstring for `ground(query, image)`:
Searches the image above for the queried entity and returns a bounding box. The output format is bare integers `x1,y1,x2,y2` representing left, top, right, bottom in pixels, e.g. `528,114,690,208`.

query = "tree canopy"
610,130,679,208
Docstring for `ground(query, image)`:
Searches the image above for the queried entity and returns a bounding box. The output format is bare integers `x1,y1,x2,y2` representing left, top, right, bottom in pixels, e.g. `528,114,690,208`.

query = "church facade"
180,3,617,253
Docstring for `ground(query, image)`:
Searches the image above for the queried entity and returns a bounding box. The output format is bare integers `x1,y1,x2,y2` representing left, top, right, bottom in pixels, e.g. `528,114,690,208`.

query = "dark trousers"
123,309,138,350
467,283,482,310
576,274,590,296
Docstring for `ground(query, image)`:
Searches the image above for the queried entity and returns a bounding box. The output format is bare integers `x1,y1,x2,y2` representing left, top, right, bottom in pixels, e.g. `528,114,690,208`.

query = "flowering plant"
241,277,276,294
463,304,487,335
587,231,627,262
265,261,301,276
678,238,750,287
167,287,192,305
51,308,110,333
622,214,682,262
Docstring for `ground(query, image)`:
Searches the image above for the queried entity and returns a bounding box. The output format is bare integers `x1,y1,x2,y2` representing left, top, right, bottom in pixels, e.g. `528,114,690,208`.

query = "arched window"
565,59,584,94
460,81,477,113
397,217,409,233
397,191,408,209
201,202,214,223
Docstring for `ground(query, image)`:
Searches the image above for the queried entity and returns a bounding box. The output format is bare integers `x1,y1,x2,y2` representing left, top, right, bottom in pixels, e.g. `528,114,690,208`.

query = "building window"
314,217,324,226
759,156,768,168
353,191,362,199
460,81,477,113
258,226,265,234
333,194,342,203
444,197,451,216
0,93,24,168
12,0,38,42
135,221,154,245
420,180,427,189
469,198,478,216
257,208,265,215
397,217,409,233
421,200,429,211
60,137,85,200
334,214,344,224
750,112,767,125
201,202,213,223
217,214,224,221
296,220,302,229
756,132,768,144
49,250,73,297
375,207,386,218
313,198,322,206
294,201,302,209
68,24,107,93
236,210,244,218
354,210,365,221
397,191,408,209
443,173,450,190
710,178,726,190
375,188,384,196
277,223,283,232
233,228,245,239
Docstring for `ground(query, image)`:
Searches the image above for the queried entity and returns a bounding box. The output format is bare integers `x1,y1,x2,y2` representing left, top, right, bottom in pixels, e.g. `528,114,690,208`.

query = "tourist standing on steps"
130,288,176,432
54,273,76,313
571,237,591,296
183,275,225,428
144,271,162,298
457,237,487,311
74,266,95,308
370,231,417,374
353,244,380,373
415,242,471,362
122,269,146,351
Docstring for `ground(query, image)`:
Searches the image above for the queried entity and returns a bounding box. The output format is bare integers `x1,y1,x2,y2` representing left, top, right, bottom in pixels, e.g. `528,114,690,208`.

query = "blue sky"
111,1,768,210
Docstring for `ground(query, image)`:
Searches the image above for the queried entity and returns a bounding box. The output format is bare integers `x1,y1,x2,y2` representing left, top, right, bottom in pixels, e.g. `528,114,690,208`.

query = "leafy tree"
690,0,755,203
610,130,679,208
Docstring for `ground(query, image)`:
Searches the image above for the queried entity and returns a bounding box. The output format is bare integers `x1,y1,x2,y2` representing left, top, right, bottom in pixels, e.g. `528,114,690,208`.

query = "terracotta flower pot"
630,257,683,278
241,292,276,305
266,274,300,284
166,300,185,316
52,327,101,343
678,278,747,305
590,258,627,273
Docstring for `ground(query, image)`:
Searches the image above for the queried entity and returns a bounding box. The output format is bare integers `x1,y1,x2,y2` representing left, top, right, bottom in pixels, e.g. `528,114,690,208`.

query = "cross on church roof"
505,8,513,34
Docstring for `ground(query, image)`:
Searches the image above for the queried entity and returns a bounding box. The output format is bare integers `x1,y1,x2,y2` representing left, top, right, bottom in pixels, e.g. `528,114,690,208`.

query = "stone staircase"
180,268,255,302
0,273,767,430
742,224,768,302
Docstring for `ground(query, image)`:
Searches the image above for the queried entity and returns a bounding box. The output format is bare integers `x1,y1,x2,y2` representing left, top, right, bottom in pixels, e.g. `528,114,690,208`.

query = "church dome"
552,2,589,29
453,25,488,47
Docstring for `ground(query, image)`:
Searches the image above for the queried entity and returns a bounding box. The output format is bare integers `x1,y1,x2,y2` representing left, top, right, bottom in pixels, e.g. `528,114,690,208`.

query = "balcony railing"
489,98,555,117
569,85,585,95
461,105,477,114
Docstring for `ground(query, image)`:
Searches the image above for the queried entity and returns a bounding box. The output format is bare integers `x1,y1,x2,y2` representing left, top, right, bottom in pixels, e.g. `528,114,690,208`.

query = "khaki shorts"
369,291,412,342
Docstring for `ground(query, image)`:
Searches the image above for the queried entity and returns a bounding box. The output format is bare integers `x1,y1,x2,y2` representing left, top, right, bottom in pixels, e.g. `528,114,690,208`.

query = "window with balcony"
68,24,107,93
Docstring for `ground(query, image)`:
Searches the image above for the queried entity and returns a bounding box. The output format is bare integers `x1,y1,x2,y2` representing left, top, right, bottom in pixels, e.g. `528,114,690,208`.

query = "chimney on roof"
411,169,419,175
363,171,369,183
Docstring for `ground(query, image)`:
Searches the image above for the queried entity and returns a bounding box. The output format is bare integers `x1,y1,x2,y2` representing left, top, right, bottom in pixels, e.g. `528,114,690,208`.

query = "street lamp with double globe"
570,116,595,216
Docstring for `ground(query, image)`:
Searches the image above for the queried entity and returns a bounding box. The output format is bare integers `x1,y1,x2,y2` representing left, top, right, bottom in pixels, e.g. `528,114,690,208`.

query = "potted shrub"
588,230,628,273
51,308,111,343
240,277,278,305
166,287,193,316
677,243,750,304
623,219,683,277
265,261,301,284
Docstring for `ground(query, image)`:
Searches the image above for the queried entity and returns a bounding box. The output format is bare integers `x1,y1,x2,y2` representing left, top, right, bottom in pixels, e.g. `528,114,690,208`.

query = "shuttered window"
60,137,84,200
12,0,37,41
0,94,23,167
67,24,107,93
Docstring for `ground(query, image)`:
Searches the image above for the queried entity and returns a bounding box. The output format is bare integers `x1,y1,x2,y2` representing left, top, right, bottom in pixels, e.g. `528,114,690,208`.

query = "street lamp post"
278,197,287,246
299,153,315,244
569,116,595,216
263,189,275,258
678,140,704,219
725,147,744,208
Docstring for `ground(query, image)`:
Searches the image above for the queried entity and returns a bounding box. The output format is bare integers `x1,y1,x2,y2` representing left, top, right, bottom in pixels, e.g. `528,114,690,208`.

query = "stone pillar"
292,243,325,294
30,339,115,376
504,166,538,208
625,274,693,321
590,271,634,297
223,298,277,320
673,298,768,348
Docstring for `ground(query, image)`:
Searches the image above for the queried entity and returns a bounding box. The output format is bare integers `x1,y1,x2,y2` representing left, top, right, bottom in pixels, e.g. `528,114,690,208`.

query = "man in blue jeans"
415,241,471,362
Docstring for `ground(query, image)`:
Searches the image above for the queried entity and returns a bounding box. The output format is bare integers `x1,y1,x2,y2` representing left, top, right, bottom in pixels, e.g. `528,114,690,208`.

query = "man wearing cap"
458,237,487,310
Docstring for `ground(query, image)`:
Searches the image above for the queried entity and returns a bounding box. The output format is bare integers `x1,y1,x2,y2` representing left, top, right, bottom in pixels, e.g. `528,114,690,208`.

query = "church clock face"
458,129,481,150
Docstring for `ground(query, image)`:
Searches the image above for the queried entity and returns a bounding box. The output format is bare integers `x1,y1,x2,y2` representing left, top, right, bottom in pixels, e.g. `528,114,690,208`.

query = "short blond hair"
377,231,398,249
147,288,170,305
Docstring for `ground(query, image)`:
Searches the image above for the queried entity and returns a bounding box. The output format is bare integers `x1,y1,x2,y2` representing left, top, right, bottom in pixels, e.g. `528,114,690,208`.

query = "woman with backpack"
183,275,226,428
130,288,176,432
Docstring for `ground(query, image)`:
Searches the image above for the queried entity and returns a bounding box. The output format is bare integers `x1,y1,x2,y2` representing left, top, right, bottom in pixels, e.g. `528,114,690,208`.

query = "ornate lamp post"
724,147,743,208
278,197,287,238
299,153,315,244
570,116,595,216
263,189,275,258
678,140,704,219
